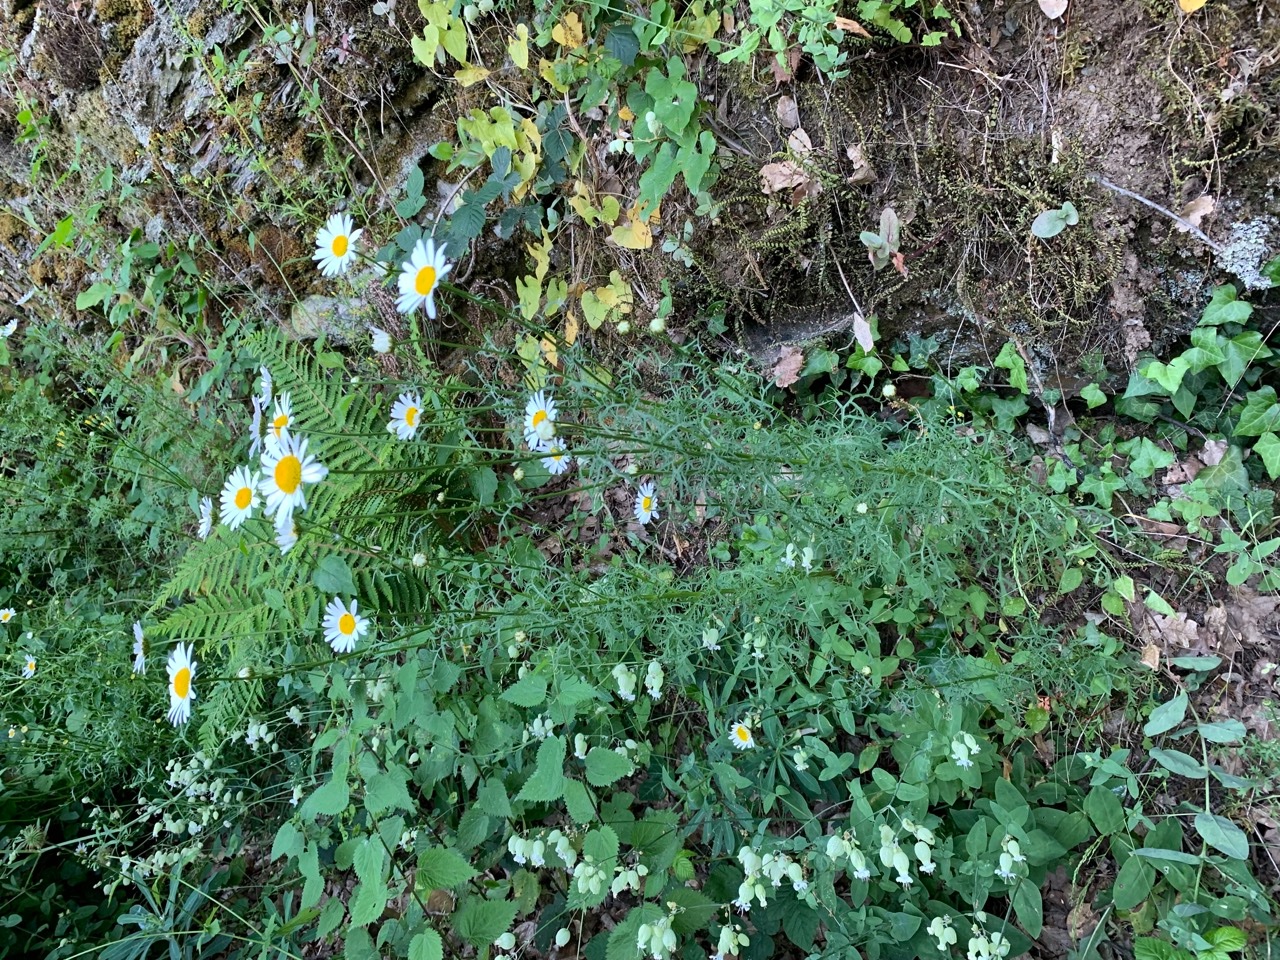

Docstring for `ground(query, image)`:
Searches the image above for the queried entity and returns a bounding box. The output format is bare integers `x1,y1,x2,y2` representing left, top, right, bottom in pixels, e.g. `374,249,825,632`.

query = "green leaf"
1196,720,1245,743
418,847,478,890
583,825,620,867
364,769,413,816
311,556,357,597
1143,691,1188,736
1194,813,1249,860
585,748,634,787
452,898,518,949
1031,207,1068,239
300,770,349,820
349,841,390,926
1254,433,1280,479
516,736,567,803
1149,748,1207,779
1234,387,1280,437
76,281,115,311
886,912,921,941
1112,853,1155,910
1081,383,1107,408
994,341,1029,394
410,929,444,960
1200,285,1252,326
666,888,718,935
1058,566,1084,594
1205,927,1247,952
1134,937,1188,960
782,900,819,949
271,822,303,862
563,778,596,825
607,905,663,960
1013,882,1043,937
1084,786,1125,836
1144,591,1176,616
1139,357,1188,395
500,673,548,707
477,779,512,818
1132,848,1201,865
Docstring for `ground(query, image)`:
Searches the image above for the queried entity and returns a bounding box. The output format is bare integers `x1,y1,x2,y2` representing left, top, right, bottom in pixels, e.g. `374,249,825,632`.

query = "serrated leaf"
364,769,413,816
271,822,303,862
452,899,518,948
418,847,478,889
585,748,634,787
1194,813,1249,860
516,736,566,803
410,929,444,960
583,825,620,866
563,778,596,825
311,556,357,596
300,771,349,820
1143,691,1188,736
500,673,547,707
477,779,512,817
1205,927,1247,952
666,888,718,935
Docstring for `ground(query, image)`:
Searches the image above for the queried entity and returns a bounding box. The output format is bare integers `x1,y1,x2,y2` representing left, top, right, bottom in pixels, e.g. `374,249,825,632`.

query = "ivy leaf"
1081,383,1107,408
1253,433,1280,479
1233,387,1280,436
1200,285,1252,326
994,341,1029,394
516,736,567,803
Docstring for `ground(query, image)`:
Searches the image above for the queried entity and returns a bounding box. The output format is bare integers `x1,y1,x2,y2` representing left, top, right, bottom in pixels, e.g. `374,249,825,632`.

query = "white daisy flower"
132,622,146,675
323,597,370,654
269,393,294,441
21,655,36,678
313,212,363,277
370,325,392,354
258,430,328,526
523,390,557,447
0,608,15,624
540,441,572,476
196,496,213,540
729,721,754,750
219,466,261,529
634,481,659,525
260,366,273,407
0,319,17,337
396,238,451,317
275,517,299,554
388,392,423,440
166,642,197,726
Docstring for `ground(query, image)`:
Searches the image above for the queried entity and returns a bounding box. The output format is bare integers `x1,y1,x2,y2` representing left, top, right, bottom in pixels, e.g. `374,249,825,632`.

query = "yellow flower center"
274,455,302,494
405,406,419,427
173,667,191,699
642,496,653,512
234,486,253,510
414,265,437,296
273,413,289,436
339,612,356,635
1,612,11,622
331,234,349,257
532,410,547,427
26,660,35,672
735,726,750,742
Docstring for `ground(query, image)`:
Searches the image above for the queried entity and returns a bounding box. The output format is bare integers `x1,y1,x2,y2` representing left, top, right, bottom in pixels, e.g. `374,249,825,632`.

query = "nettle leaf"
1194,813,1249,860
409,929,444,960
349,840,390,927
516,736,567,802
418,847,478,889
563,778,596,824
452,898,518,948
1205,927,1247,952
501,673,548,707
583,825,620,867
364,768,413,816
585,748,634,787
667,888,718,935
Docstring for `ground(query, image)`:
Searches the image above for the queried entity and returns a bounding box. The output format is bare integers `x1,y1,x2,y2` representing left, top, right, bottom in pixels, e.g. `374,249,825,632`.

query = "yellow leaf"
528,231,552,281
551,10,584,48
540,336,559,367
1177,0,1206,10
564,310,579,346
609,206,653,249
618,105,635,122
453,64,491,87
508,23,529,68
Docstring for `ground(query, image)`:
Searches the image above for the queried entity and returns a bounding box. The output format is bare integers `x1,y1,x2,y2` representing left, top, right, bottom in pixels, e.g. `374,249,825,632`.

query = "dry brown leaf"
1177,194,1215,231
852,313,874,353
1026,423,1052,446
1145,612,1200,648
776,95,799,130
1037,0,1068,18
1201,439,1228,466
772,345,804,388
787,127,813,154
1141,643,1161,670
759,161,809,195
845,144,877,185
1162,457,1204,484
832,15,872,36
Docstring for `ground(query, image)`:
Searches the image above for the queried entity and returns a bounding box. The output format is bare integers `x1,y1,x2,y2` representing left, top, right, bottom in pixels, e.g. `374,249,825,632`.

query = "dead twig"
1093,174,1224,254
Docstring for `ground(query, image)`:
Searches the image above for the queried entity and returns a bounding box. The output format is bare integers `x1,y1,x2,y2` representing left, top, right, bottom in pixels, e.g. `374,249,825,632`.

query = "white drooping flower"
928,916,958,952
644,660,664,699
951,731,980,768
612,663,638,702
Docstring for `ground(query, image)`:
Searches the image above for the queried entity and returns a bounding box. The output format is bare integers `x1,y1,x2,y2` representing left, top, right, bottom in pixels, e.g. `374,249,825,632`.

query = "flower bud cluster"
824,832,872,880
637,912,677,960
710,923,750,960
